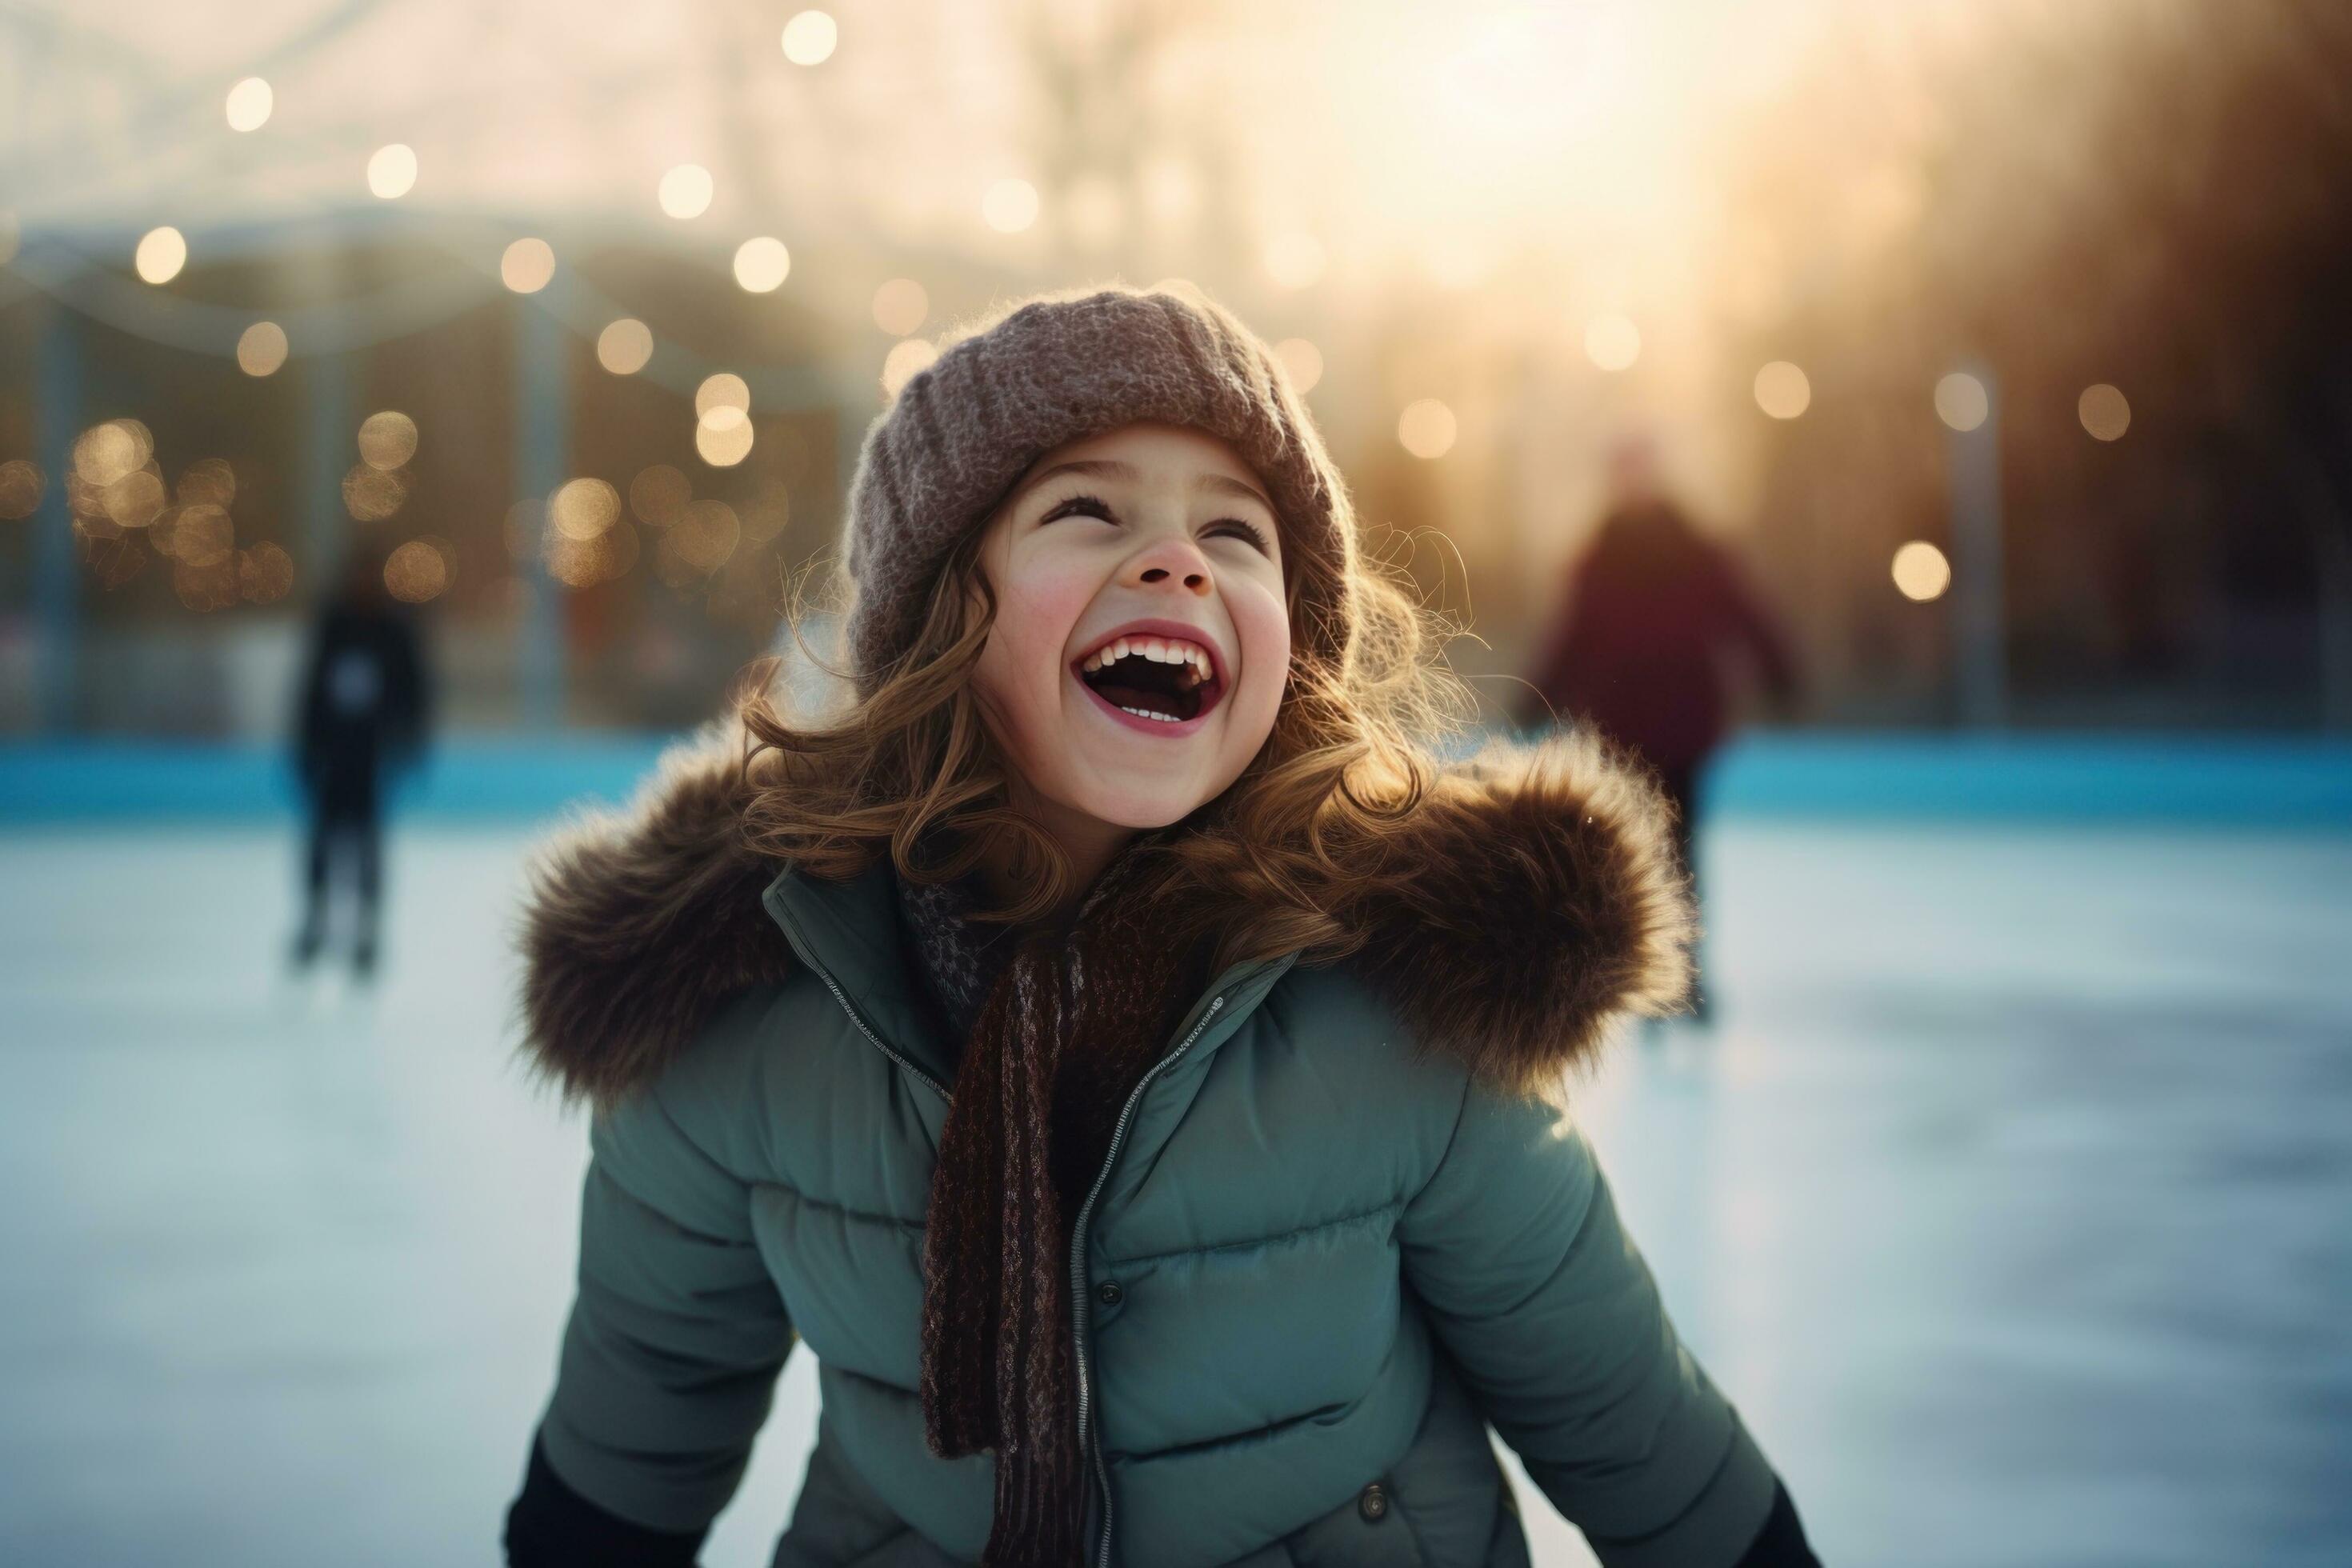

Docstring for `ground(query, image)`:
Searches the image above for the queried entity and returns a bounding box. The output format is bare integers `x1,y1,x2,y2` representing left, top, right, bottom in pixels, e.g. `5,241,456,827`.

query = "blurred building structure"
1,0,2347,738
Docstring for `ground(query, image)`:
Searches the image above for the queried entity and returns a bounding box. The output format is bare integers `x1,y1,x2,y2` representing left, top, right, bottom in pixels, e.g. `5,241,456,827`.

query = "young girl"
502,285,1819,1567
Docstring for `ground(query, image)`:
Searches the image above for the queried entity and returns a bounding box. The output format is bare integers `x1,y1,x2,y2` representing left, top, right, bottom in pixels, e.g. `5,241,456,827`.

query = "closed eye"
1210,518,1272,553
1042,493,1118,524
1042,494,1272,554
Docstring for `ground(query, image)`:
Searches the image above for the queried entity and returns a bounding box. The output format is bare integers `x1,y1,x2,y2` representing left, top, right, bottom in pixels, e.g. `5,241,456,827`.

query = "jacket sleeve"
1398,1082,1786,1568
509,1076,797,1561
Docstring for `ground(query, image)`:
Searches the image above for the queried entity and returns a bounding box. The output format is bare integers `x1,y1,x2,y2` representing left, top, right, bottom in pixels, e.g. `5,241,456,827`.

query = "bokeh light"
549,478,622,542
1935,372,1990,432
502,238,555,293
982,178,1039,234
871,278,929,336
2079,383,2131,442
103,470,166,529
0,460,47,519
629,465,691,527
1892,541,1952,602
174,553,240,612
236,321,288,376
366,143,418,199
172,503,234,568
1586,313,1642,371
1398,399,1458,459
659,164,714,219
73,422,150,487
596,318,654,374
134,227,186,284
341,465,407,522
238,542,294,604
1273,338,1324,394
1754,361,1811,420
695,374,751,431
695,419,755,467
781,10,838,66
177,458,236,510
358,411,419,471
383,538,453,603
224,78,272,133
734,237,791,293
543,509,638,587
740,478,790,542
1263,232,1327,290
670,498,742,572
881,338,939,398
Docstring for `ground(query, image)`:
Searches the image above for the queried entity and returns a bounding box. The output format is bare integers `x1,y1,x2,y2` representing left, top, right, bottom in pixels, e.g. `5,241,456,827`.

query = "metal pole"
1950,362,2005,728
298,349,354,597
514,297,567,730
33,306,82,733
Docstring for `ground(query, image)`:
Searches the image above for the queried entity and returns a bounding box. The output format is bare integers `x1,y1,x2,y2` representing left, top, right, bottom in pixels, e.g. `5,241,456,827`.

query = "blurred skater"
1512,434,1798,1021
290,551,431,978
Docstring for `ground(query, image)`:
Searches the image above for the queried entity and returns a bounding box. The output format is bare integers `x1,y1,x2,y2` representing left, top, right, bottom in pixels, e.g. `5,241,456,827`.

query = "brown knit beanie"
839,282,1359,699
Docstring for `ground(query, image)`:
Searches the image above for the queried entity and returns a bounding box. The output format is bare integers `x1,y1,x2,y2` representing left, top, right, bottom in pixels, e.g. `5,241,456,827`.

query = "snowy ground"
2,816,2347,1567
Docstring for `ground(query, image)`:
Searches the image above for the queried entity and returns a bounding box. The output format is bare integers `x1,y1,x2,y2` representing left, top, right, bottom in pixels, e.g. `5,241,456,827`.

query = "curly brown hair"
733,481,1490,980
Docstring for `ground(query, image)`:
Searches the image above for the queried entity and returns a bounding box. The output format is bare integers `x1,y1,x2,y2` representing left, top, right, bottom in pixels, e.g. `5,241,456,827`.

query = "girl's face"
970,421,1290,835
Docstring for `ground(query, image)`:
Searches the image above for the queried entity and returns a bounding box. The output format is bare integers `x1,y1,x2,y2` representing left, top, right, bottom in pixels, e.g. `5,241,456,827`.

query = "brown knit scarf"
912,838,1215,1566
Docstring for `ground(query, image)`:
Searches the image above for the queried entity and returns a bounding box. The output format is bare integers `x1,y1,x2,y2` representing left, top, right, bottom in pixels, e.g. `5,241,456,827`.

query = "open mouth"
1072,631,1225,727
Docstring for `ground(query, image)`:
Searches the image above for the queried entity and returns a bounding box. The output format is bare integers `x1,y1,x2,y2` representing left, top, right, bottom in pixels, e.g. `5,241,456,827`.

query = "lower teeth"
1118,705,1180,723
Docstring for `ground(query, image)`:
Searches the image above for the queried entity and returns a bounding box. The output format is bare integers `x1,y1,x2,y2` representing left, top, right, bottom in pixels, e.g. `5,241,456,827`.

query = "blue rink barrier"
1702,732,2352,824
0,737,675,823
0,730,2347,826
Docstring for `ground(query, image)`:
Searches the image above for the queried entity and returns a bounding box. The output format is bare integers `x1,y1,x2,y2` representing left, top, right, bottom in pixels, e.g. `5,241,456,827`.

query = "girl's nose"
1125,535,1214,598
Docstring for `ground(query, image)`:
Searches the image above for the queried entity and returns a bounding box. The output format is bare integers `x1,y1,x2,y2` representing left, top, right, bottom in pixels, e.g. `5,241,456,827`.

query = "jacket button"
1358,1482,1390,1523
1094,1281,1123,1306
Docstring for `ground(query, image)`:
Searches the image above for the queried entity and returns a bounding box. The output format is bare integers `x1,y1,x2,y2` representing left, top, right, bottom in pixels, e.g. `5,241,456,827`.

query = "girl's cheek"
993,572,1101,794
1228,575,1292,696
999,546,1097,632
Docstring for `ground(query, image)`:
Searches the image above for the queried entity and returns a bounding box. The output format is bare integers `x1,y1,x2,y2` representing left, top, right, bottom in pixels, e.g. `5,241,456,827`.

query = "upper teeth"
1080,636,1214,684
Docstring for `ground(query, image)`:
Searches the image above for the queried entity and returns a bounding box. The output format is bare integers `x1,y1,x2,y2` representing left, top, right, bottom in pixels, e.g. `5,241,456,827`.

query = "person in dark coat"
290,550,431,977
1512,436,1798,1021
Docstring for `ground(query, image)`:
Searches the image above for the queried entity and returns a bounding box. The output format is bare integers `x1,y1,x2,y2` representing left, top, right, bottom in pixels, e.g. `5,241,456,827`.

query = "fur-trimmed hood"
518,724,1694,1109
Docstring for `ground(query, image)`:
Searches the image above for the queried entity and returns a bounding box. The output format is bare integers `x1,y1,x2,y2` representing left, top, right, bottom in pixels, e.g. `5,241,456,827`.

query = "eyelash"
1045,492,1272,553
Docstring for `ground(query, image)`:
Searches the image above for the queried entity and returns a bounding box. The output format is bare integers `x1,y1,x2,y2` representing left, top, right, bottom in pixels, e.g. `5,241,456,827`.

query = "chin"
1058,766,1222,830
1078,790,1206,831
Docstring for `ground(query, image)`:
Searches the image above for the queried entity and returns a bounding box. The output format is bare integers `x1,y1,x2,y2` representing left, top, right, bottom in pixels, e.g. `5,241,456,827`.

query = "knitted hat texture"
839,283,1358,698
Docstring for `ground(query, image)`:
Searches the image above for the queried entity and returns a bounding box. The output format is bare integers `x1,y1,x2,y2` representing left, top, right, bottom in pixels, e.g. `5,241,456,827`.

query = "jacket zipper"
781,887,1234,1568
800,949,955,1104
1070,992,1227,1568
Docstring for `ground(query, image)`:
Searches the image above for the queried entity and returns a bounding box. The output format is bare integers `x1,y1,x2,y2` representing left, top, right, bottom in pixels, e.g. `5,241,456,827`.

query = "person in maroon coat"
1511,437,1798,1021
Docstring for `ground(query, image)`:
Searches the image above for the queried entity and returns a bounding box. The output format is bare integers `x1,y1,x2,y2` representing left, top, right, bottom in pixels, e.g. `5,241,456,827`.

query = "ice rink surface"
3,816,2348,1567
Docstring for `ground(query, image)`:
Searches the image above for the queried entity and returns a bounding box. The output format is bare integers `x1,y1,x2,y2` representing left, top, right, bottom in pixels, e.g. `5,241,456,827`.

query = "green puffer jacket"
513,730,1784,1567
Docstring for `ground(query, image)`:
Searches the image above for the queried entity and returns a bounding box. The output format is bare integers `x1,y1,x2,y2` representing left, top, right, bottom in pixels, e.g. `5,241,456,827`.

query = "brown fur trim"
1343,730,1694,1100
514,719,798,1109
515,724,1692,1108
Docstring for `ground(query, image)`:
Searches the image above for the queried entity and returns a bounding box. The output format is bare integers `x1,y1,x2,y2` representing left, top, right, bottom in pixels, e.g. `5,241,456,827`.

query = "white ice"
2,818,2346,1566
